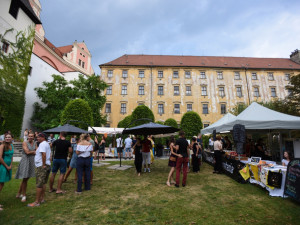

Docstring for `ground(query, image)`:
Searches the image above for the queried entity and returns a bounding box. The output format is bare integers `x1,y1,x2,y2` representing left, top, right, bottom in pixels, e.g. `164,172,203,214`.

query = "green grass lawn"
0,159,299,225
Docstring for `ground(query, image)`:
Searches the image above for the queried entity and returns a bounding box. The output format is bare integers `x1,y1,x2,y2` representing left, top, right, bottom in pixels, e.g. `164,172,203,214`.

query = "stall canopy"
211,102,300,133
88,127,124,135
201,113,236,135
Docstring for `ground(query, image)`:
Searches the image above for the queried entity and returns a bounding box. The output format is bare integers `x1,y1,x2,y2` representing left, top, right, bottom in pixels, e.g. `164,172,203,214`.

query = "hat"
38,132,47,139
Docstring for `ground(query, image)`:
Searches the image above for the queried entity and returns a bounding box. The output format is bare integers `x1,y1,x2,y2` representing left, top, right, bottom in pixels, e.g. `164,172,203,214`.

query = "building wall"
100,66,297,127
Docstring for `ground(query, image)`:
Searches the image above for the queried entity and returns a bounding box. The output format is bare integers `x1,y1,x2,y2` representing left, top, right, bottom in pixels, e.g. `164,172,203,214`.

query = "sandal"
27,202,40,207
48,189,57,193
16,194,23,199
21,196,27,202
56,190,66,194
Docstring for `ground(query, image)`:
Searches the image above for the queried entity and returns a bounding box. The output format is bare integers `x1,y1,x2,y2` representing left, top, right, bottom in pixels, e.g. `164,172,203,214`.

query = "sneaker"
148,168,151,173
21,196,26,202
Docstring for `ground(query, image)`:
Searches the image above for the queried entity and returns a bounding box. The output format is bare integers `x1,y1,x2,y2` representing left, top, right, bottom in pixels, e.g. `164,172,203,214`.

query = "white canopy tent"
201,113,237,135
88,127,124,135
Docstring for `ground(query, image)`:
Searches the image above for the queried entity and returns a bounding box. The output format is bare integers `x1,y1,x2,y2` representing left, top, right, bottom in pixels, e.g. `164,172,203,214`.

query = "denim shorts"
52,159,67,174
125,148,132,153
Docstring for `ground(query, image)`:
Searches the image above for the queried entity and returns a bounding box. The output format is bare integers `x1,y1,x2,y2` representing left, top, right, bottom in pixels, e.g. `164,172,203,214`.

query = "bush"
61,99,93,130
180,111,203,139
130,105,154,127
164,118,178,128
118,115,132,128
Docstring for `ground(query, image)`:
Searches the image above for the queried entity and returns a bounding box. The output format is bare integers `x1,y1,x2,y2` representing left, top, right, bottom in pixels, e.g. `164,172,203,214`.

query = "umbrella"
122,122,179,135
43,124,88,134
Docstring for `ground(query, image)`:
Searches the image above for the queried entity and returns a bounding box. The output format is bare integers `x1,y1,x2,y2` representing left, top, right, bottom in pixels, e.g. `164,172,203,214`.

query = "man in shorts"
28,133,51,207
116,135,123,159
49,132,72,194
124,135,132,160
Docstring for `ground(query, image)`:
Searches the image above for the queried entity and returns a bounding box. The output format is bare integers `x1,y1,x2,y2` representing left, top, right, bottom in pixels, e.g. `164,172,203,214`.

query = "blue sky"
40,0,300,75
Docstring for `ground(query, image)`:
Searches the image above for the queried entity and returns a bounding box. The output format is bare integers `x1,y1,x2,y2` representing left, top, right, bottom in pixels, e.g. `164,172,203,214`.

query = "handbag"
169,156,176,161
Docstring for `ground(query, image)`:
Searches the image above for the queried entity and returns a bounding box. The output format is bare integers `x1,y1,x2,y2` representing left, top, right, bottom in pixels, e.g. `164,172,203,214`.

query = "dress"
134,145,143,173
192,143,200,172
0,144,14,182
98,142,105,154
168,146,177,167
70,145,78,168
15,141,36,179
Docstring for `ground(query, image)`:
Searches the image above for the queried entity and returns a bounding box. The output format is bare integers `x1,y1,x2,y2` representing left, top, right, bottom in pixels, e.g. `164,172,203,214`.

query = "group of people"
0,130,102,209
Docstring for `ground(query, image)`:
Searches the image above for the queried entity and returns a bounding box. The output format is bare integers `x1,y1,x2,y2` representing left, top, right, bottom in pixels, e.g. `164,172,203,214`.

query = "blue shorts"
125,148,131,153
52,159,67,174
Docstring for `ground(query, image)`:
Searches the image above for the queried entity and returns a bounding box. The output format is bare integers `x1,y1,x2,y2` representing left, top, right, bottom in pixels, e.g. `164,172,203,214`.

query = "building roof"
100,54,300,70
57,45,73,54
20,0,41,24
43,38,63,58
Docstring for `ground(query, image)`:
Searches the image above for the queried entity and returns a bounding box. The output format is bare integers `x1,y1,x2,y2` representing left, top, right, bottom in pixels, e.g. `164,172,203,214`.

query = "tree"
117,115,132,128
259,99,300,116
164,118,178,128
229,103,248,116
31,74,107,130
130,105,154,127
0,28,34,136
180,111,203,139
286,73,300,112
61,99,93,130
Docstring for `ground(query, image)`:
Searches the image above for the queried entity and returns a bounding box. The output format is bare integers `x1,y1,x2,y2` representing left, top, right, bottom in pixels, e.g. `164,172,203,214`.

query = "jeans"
77,157,91,192
176,157,189,186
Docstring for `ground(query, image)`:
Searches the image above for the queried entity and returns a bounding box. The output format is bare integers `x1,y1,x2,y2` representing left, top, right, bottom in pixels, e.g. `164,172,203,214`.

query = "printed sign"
284,159,300,202
251,157,261,163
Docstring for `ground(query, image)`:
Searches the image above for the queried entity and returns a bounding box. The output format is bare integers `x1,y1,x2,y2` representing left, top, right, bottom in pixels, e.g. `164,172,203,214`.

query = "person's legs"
49,173,56,191
64,166,73,182
21,178,29,196
49,159,59,191
182,157,189,186
142,152,147,171
56,159,67,192
147,152,151,172
175,158,183,186
84,158,91,191
167,167,175,185
76,157,84,192
0,182,4,192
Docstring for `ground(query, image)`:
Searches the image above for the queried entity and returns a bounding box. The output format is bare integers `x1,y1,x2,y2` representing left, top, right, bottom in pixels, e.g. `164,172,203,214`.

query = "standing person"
213,136,223,174
87,135,95,185
166,136,179,186
191,137,200,173
28,133,51,207
64,137,79,183
49,132,72,194
96,136,106,161
34,131,39,142
124,135,132,160
23,129,28,142
282,151,292,166
148,135,155,163
142,135,152,173
76,134,93,193
0,133,14,211
224,136,232,150
209,137,214,151
116,135,123,159
174,130,190,188
15,132,36,202
47,134,56,144
197,134,203,167
133,137,142,176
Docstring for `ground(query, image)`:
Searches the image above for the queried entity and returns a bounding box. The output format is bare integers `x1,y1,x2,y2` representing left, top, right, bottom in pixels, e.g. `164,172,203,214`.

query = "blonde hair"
80,133,89,141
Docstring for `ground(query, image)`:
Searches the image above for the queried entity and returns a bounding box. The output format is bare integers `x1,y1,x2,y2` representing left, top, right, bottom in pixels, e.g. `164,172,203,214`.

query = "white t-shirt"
124,138,132,148
35,141,51,167
282,159,290,166
116,138,123,148
77,144,93,158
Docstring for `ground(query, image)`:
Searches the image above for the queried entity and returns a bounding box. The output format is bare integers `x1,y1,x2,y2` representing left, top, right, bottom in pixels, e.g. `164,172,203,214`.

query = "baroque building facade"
100,53,300,128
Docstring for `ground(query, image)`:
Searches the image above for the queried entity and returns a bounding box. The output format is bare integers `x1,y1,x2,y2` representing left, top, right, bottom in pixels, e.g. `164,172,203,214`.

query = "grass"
0,159,299,225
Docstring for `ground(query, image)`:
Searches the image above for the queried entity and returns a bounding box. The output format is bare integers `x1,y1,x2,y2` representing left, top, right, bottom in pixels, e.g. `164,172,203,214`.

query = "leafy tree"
117,115,132,128
180,111,203,139
286,73,300,112
155,121,164,125
229,103,248,116
164,118,178,128
130,105,154,127
0,28,34,136
259,99,300,116
61,99,93,130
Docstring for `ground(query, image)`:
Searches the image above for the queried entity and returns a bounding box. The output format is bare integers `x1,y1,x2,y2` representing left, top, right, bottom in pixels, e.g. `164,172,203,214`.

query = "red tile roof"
100,54,300,70
57,45,73,54
44,38,63,58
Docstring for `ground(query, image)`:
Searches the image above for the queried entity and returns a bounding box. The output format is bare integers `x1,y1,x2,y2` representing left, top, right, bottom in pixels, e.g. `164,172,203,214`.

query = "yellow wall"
100,66,297,127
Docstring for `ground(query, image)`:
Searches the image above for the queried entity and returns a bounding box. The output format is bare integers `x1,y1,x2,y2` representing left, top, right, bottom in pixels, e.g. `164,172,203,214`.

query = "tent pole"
279,132,283,161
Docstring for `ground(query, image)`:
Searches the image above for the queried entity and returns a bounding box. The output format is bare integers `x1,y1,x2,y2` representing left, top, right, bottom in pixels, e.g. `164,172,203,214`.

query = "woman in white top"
75,134,93,193
282,151,292,166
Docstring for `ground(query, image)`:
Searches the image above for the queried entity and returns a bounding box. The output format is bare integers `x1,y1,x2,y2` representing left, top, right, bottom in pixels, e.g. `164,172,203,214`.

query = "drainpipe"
244,67,251,105
150,66,153,110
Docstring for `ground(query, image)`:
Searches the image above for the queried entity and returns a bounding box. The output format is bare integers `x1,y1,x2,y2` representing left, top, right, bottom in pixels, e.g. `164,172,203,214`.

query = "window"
158,71,163,78
174,104,180,114
200,71,206,79
203,124,209,128
82,62,85,68
252,72,257,80
271,87,276,97
174,86,180,95
158,86,164,95
254,87,260,97
234,72,240,80
186,86,192,96
138,86,144,95
105,103,111,113
221,104,226,114
158,104,164,114
202,104,208,114
217,71,223,79
107,70,113,78
121,85,127,95
106,85,112,95
78,59,82,66
9,0,19,19
139,70,145,78
201,86,207,96
268,73,274,80
219,87,225,97
121,103,127,114
138,102,144,106
185,71,191,79
1,42,9,53
187,104,192,112
173,71,179,78
285,74,290,81
236,87,242,97
122,70,128,78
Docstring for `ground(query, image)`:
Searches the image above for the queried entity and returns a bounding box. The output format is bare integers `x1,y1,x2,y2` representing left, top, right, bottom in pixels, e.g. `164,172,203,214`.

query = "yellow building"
99,52,300,128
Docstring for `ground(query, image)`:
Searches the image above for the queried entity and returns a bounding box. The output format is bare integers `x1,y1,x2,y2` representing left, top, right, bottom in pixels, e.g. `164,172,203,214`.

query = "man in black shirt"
49,132,72,194
175,130,190,187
